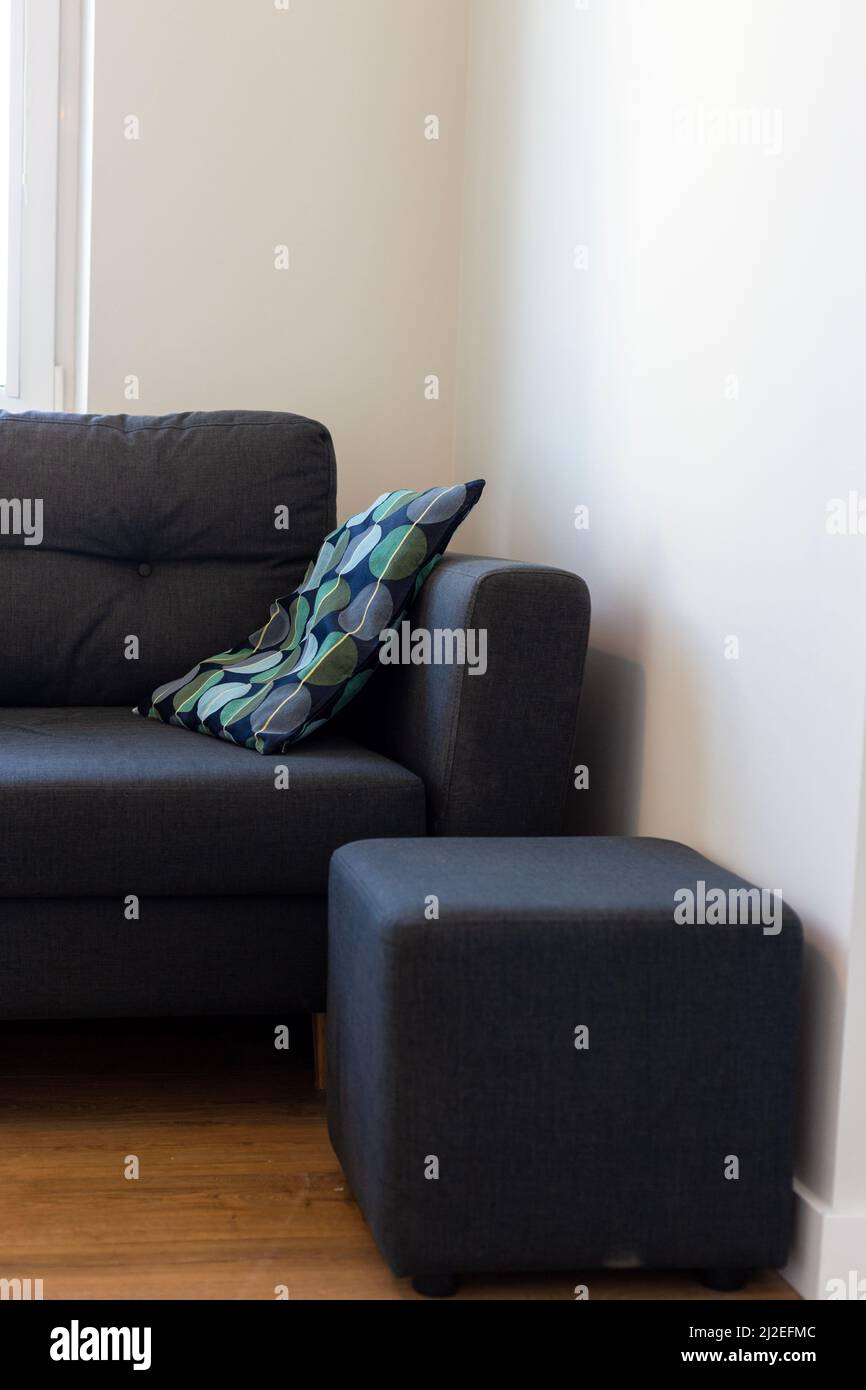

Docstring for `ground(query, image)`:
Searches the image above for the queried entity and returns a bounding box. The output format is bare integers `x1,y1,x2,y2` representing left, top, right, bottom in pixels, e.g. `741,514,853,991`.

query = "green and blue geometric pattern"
138,479,484,754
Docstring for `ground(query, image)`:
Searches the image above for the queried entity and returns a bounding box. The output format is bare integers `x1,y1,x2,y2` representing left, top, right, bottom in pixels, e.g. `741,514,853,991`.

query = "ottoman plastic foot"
699,1268,751,1293
411,1274,460,1299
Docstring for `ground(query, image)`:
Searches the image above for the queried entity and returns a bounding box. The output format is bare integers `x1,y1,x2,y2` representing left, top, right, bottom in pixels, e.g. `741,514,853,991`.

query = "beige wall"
86,0,469,519
454,0,866,1295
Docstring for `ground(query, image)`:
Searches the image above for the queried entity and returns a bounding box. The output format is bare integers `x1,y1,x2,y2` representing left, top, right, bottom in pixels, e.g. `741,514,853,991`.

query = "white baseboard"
784,1181,866,1299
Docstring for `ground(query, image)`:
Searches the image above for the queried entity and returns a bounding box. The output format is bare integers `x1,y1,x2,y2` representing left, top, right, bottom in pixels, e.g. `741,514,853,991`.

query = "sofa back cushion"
0,410,336,706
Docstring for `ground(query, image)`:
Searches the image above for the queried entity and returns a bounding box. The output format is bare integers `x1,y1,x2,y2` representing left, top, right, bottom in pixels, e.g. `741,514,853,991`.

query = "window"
0,5,12,387
0,0,82,413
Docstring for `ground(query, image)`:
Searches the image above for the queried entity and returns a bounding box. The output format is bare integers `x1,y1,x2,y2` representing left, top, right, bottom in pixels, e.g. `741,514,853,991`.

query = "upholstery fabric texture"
139,480,485,753
0,410,336,707
328,837,802,1278
0,708,425,897
343,555,591,834
0,896,328,1016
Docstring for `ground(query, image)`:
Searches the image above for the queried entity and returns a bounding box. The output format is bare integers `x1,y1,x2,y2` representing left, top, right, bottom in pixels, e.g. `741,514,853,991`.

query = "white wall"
86,0,470,519
455,0,866,1295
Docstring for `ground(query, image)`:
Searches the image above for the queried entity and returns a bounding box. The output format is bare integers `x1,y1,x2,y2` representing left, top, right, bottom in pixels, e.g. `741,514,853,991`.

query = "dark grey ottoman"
327,837,802,1297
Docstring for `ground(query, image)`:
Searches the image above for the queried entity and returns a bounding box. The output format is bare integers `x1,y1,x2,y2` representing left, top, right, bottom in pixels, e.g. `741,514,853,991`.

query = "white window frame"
4,0,27,397
1,0,86,414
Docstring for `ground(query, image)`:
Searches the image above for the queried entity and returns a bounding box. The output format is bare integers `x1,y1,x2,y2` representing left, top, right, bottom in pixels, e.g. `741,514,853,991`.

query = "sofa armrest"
346,554,591,835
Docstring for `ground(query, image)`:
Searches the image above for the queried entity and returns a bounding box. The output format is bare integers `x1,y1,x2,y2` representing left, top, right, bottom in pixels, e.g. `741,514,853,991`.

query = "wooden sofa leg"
313,1013,327,1092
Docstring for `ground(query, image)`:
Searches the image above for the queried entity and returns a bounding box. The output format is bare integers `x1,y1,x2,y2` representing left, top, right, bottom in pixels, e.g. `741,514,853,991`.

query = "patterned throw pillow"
137,479,485,753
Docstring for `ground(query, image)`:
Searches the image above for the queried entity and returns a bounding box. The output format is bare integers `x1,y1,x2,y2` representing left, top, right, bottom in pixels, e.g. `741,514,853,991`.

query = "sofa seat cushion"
0,708,425,897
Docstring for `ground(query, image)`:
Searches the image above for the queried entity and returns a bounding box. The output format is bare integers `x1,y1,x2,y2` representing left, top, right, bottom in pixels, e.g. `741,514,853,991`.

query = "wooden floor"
0,1018,798,1302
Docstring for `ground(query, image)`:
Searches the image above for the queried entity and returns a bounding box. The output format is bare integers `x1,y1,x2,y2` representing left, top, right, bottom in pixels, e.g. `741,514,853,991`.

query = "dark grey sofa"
0,410,591,1021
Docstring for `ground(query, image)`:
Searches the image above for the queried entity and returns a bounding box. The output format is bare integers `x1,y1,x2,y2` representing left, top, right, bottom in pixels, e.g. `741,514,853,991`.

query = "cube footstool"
327,837,802,1297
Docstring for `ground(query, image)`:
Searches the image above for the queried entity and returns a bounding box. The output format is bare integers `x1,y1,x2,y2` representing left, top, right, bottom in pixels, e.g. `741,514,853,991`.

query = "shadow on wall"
569,648,647,837
795,937,845,1203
